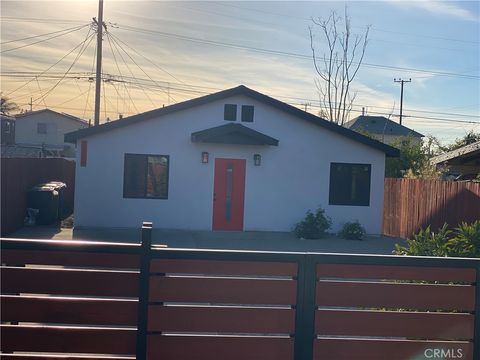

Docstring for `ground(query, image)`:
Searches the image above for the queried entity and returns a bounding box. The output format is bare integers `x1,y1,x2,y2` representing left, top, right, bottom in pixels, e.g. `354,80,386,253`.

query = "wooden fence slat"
1,267,138,297
1,249,140,269
150,259,297,276
314,338,473,360
148,305,295,333
146,335,294,360
316,264,476,283
315,309,474,340
316,281,475,311
1,295,137,326
149,276,297,305
0,325,136,354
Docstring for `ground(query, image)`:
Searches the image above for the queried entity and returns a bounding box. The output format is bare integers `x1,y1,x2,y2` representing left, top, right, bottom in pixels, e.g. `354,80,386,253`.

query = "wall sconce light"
202,152,209,163
254,154,261,166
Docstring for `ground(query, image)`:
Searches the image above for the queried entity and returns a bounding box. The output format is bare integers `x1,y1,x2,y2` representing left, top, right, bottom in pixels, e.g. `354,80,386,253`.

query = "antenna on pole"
93,0,105,126
394,78,411,125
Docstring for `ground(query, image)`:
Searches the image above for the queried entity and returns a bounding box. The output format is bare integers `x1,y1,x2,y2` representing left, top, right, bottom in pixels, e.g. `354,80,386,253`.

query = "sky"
1,0,479,145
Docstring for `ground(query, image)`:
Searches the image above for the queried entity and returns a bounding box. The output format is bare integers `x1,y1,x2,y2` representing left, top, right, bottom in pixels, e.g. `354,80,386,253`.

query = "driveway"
7,225,405,255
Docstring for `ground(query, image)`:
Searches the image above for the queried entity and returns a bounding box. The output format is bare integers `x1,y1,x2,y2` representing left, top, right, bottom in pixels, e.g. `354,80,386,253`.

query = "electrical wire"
33,29,95,104
1,25,89,45
115,24,480,80
105,32,138,113
108,32,176,102
1,24,90,53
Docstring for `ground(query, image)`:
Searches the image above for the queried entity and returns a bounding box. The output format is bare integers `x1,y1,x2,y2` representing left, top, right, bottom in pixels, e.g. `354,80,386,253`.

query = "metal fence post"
294,254,317,360
473,266,480,360
136,221,153,360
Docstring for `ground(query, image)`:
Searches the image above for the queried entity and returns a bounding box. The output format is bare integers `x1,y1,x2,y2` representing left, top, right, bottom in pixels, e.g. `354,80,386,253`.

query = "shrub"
446,221,480,257
338,221,366,240
394,221,480,257
293,207,332,239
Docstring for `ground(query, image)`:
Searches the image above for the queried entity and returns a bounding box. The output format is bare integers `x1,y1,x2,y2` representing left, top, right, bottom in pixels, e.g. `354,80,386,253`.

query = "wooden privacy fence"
383,178,480,238
1,222,480,360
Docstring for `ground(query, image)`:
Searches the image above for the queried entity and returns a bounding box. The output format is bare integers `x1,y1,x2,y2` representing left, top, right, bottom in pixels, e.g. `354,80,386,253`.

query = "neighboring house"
14,109,88,157
1,114,15,145
430,141,480,180
66,85,399,234
345,115,424,145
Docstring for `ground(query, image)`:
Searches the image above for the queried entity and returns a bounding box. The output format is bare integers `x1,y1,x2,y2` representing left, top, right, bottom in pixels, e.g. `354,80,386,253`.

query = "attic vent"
371,119,377,124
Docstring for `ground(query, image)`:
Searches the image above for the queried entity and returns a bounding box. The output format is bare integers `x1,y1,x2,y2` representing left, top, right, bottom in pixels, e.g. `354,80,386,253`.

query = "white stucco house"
65,86,398,234
14,109,88,157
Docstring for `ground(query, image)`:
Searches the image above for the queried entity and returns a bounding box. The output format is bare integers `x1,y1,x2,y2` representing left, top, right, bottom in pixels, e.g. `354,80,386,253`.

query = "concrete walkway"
8,226,405,255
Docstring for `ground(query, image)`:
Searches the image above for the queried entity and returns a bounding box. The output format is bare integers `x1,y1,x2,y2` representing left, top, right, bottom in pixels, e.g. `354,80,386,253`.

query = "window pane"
241,105,254,122
146,156,168,198
329,163,371,206
124,154,147,197
37,123,47,134
224,104,237,121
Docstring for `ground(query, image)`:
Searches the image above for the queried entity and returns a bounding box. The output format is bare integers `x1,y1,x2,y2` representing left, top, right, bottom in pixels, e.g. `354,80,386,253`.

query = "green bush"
394,221,480,257
338,221,366,240
446,221,480,257
293,207,332,239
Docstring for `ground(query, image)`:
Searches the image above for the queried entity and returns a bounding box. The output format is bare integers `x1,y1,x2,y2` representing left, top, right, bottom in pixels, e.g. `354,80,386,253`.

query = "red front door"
212,158,246,231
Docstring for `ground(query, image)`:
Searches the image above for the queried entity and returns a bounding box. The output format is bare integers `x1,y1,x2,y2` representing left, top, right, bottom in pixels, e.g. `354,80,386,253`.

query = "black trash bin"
46,181,67,220
27,184,59,225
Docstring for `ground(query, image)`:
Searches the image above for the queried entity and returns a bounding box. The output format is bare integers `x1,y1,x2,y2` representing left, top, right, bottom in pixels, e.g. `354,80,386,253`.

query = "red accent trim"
80,140,87,167
212,158,246,231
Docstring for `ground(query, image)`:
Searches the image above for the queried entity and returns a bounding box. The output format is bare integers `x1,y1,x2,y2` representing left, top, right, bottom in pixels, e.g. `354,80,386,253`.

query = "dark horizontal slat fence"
1,238,141,359
313,260,477,360
145,254,300,360
2,223,480,360
383,178,480,238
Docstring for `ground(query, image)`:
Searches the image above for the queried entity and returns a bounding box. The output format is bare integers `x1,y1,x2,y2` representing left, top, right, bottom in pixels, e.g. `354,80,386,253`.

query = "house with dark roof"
13,109,87,157
66,85,398,234
345,115,424,145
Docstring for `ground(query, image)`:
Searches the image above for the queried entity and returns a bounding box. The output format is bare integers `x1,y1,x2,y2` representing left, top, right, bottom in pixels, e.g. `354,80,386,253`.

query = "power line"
115,24,480,80
4,71,478,121
211,1,479,45
4,27,96,97
108,31,177,102
1,24,89,53
33,30,96,104
0,16,87,25
1,25,87,45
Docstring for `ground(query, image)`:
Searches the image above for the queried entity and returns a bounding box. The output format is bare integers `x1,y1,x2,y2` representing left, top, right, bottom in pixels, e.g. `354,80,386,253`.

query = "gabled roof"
345,115,424,138
191,123,279,146
15,109,88,126
431,141,480,165
65,85,399,157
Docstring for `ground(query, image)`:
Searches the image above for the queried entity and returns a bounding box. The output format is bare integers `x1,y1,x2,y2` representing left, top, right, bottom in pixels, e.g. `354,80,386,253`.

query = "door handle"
213,193,217,201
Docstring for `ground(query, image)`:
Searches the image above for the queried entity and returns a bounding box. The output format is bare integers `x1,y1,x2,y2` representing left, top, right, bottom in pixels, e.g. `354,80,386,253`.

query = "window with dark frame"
37,123,47,134
123,154,169,199
224,104,237,121
241,105,254,122
329,163,371,206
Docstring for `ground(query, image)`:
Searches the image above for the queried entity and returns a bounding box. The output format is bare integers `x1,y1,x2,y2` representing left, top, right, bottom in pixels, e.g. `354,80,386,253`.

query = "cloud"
392,0,479,22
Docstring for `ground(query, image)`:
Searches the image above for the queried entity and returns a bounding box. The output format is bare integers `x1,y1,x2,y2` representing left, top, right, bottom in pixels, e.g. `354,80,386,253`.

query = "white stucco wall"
15,111,87,148
74,95,386,234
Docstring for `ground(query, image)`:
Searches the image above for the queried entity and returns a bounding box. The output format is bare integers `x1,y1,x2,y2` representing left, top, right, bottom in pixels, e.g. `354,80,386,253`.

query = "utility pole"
94,0,104,126
394,78,411,125
29,97,32,112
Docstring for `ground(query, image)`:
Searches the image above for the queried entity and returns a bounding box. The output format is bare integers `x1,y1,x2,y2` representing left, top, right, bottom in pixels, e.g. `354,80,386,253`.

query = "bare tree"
309,8,369,125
